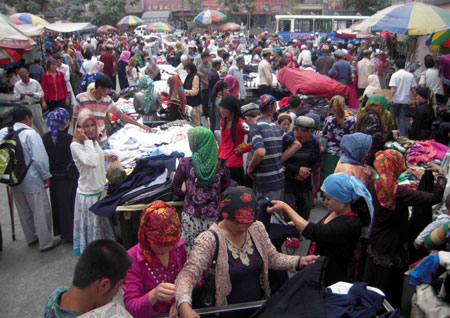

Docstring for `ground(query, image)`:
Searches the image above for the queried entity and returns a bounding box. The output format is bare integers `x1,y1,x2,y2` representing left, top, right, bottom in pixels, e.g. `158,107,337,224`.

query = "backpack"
0,127,33,186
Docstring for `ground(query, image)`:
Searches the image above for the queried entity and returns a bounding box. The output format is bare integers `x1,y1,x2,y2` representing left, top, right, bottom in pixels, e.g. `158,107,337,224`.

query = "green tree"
3,0,50,14
343,0,391,15
220,0,254,28
50,0,88,22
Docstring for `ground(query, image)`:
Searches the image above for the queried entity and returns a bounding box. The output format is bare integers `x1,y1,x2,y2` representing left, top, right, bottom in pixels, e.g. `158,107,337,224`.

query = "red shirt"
100,53,116,76
218,117,251,168
41,71,68,101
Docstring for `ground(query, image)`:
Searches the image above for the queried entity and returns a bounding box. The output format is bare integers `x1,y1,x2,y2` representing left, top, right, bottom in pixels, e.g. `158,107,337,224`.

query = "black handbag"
192,229,219,309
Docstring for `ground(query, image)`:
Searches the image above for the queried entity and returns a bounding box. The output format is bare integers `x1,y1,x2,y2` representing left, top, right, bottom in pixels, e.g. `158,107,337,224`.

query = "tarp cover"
15,24,45,39
277,68,349,98
0,15,36,49
45,23,96,33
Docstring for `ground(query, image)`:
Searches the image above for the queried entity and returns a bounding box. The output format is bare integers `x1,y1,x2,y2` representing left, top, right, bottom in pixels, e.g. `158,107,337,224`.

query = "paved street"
0,190,327,317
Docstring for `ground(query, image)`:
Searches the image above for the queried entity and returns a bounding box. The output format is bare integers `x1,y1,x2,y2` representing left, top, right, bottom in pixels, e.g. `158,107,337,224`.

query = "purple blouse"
122,240,187,318
172,157,230,219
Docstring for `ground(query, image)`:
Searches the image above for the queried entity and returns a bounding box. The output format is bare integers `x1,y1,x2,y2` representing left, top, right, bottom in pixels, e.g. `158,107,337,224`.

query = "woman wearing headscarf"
41,57,69,112
224,75,239,99
176,187,318,318
126,57,139,87
334,132,374,185
166,75,186,121
43,108,78,243
123,201,187,318
134,75,161,122
210,80,229,133
356,94,395,134
183,62,201,126
117,50,130,90
272,47,285,71
172,126,230,253
218,95,251,186
361,74,383,102
409,87,435,140
269,173,373,286
80,61,104,92
363,149,445,307
322,95,357,179
70,109,117,256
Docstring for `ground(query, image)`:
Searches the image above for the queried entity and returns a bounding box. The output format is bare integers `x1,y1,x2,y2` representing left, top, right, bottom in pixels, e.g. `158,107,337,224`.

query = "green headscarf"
366,94,388,112
188,127,218,190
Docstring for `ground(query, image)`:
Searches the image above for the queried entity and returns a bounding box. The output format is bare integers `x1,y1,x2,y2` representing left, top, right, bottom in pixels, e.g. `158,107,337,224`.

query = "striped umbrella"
426,24,450,53
117,15,144,27
353,3,450,35
97,25,118,34
0,48,25,64
9,13,48,25
194,10,227,25
146,22,175,33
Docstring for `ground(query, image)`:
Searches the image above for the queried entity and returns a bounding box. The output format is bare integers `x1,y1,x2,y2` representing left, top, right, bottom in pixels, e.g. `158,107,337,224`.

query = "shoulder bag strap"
208,229,220,270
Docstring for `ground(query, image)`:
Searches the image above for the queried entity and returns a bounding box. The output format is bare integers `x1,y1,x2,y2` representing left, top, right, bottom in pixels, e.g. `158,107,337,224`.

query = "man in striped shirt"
73,75,151,144
241,99,300,210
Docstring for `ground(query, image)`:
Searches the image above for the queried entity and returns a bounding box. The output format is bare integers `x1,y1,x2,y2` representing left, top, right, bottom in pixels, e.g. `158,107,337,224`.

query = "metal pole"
7,186,15,240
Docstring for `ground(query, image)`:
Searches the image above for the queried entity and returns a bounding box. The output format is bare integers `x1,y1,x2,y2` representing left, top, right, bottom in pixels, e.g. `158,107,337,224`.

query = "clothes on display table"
89,155,180,218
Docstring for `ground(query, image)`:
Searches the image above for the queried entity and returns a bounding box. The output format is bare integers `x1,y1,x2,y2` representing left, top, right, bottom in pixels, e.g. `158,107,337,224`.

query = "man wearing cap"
100,45,117,90
197,51,212,118
175,54,189,81
282,116,321,221
356,50,375,97
258,48,273,95
297,45,312,67
329,50,351,85
228,55,246,101
240,99,301,211
316,45,335,75
284,39,299,56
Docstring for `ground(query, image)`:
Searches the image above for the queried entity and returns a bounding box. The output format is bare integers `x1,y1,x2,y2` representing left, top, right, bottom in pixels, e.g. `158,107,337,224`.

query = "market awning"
15,24,45,39
142,11,171,23
0,14,36,50
45,23,97,33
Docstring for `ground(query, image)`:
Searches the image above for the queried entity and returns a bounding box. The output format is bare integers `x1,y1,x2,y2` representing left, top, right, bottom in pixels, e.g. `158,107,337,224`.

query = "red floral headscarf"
374,149,406,211
221,187,257,224
138,201,181,264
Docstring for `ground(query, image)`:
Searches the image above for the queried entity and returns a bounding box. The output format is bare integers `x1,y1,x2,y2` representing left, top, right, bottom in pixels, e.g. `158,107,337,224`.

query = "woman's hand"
148,282,177,305
42,101,47,111
178,303,200,318
299,255,318,267
233,147,243,156
266,200,288,214
75,128,88,141
65,96,70,106
169,303,178,318
429,163,444,175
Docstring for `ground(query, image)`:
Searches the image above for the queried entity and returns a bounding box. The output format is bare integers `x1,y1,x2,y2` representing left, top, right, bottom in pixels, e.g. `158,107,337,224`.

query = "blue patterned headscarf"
258,94,276,110
138,75,154,114
46,107,70,144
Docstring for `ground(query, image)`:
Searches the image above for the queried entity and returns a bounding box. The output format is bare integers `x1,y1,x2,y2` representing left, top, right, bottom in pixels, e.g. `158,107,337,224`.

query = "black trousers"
201,89,209,117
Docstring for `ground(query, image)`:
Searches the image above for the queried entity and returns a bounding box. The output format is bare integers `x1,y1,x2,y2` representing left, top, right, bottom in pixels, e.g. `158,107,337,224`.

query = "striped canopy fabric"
194,10,227,25
10,13,48,25
117,15,144,27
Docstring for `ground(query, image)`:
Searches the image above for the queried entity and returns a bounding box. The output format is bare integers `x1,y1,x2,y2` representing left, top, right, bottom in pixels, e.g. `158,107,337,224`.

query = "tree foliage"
3,0,50,15
343,0,391,15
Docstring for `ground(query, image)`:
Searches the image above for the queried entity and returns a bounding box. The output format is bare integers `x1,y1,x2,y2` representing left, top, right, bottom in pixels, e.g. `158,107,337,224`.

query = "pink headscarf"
119,51,131,63
224,75,239,98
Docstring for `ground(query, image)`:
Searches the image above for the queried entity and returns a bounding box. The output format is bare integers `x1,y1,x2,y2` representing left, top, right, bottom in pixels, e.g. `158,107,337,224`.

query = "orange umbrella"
219,22,240,32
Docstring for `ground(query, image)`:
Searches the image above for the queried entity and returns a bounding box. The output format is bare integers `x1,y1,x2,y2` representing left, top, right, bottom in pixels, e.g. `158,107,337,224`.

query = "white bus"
275,15,368,42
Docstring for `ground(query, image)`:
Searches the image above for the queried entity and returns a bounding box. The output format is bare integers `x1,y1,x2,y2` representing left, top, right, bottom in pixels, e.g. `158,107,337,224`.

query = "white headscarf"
363,74,383,98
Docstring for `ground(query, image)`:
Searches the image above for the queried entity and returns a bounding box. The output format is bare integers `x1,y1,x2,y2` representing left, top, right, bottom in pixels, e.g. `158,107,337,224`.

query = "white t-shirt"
419,68,444,96
389,69,417,104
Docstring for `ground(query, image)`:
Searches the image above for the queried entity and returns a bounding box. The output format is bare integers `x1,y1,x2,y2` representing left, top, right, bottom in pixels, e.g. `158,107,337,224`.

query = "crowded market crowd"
3,26,450,318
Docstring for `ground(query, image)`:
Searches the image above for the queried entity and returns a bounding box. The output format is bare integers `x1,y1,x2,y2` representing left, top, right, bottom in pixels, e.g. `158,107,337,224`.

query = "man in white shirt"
419,55,444,103
356,50,376,97
297,45,312,67
258,48,273,95
228,55,246,101
389,59,417,137
13,68,47,136
80,51,97,76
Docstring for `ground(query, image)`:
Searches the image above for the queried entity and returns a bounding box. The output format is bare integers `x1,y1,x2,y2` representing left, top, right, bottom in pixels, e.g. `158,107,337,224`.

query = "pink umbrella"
97,25,118,34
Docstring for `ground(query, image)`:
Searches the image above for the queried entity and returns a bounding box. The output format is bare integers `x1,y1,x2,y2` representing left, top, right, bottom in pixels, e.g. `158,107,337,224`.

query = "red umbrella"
97,25,118,34
218,22,240,32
